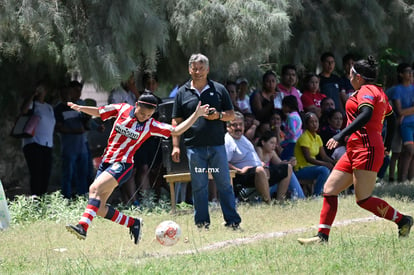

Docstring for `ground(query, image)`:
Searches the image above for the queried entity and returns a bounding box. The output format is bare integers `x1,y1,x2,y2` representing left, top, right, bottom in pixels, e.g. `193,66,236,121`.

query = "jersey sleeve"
98,103,124,121
150,119,174,139
357,86,376,110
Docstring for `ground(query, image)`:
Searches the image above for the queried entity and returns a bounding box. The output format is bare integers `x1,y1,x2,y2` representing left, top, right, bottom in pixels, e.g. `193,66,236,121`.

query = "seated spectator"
277,64,303,112
301,73,326,118
269,109,285,155
254,121,271,146
280,95,302,160
318,109,345,159
256,131,305,200
294,112,335,196
243,112,260,143
236,78,252,114
319,97,336,128
224,112,272,203
251,70,283,123
225,80,243,113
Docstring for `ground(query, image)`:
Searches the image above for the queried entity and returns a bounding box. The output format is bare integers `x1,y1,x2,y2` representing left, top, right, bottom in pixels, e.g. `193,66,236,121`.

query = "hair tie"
137,100,157,107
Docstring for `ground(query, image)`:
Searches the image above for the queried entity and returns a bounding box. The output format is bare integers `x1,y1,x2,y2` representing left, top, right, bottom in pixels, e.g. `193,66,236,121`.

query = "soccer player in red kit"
65,93,209,244
298,56,413,244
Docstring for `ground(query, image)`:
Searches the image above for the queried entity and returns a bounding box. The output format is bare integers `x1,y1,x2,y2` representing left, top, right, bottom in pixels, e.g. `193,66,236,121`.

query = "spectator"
390,63,414,182
21,82,56,196
318,109,345,159
319,97,336,128
243,112,260,143
133,72,164,204
269,109,285,155
225,80,243,113
277,64,303,112
319,52,346,115
340,53,356,99
171,53,242,230
294,112,335,196
236,78,252,114
54,86,89,199
301,73,326,118
108,72,139,105
280,95,303,160
256,131,305,200
224,112,272,203
251,70,282,123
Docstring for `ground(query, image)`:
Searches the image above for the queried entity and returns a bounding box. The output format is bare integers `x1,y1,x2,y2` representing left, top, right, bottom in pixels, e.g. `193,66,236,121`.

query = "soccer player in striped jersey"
298,56,413,245
66,93,209,244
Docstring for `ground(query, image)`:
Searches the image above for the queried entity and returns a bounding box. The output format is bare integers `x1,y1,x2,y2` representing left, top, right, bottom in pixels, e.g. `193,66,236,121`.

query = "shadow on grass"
373,182,414,201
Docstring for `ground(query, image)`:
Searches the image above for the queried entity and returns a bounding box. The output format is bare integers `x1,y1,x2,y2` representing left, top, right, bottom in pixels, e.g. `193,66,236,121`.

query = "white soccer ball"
155,220,181,246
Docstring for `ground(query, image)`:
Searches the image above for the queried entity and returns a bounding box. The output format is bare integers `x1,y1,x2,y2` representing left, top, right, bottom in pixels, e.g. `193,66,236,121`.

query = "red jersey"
346,84,392,148
99,103,173,163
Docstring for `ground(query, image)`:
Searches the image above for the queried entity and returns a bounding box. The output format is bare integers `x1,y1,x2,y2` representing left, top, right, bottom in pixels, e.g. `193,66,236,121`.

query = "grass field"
1,184,414,274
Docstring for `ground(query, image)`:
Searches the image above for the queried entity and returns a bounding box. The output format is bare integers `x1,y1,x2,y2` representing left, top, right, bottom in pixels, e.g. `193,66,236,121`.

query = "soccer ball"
155,220,181,246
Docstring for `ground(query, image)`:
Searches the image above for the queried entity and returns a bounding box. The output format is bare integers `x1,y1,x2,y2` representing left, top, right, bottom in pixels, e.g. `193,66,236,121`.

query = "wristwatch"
218,112,223,120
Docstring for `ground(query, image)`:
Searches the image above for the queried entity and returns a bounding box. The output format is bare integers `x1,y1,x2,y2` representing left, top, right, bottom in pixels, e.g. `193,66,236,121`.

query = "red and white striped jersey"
98,103,173,163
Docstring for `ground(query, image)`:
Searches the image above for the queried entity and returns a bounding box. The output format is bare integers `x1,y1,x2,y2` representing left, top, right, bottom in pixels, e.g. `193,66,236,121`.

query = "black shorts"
233,167,257,188
268,163,289,185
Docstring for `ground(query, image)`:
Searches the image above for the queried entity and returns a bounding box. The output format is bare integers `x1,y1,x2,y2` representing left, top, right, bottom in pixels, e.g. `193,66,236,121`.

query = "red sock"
79,198,101,232
104,205,135,227
318,195,338,236
357,196,403,223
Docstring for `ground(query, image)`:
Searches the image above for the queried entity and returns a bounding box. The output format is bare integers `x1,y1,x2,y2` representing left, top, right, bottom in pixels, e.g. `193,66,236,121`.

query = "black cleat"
224,222,241,231
298,232,329,245
66,224,87,240
398,215,413,238
196,222,210,231
129,218,143,244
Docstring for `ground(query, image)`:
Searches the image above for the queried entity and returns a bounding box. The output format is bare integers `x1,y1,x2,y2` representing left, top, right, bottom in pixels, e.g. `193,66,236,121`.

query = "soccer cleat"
398,215,413,238
129,218,143,244
297,232,329,245
66,224,87,240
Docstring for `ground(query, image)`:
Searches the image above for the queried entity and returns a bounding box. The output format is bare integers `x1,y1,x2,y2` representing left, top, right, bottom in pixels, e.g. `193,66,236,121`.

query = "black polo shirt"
172,79,233,147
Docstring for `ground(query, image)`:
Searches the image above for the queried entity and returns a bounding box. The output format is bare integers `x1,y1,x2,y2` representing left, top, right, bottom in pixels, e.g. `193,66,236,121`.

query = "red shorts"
334,145,384,173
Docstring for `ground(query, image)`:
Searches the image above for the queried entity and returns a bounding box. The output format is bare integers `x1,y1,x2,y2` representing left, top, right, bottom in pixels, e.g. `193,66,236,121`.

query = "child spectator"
280,95,302,160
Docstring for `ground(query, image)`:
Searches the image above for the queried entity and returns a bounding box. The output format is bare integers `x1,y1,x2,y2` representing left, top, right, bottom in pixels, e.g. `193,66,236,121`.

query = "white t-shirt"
23,101,56,148
225,133,262,168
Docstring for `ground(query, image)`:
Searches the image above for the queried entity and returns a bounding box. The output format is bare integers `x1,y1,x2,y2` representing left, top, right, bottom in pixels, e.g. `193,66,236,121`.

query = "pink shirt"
277,83,303,111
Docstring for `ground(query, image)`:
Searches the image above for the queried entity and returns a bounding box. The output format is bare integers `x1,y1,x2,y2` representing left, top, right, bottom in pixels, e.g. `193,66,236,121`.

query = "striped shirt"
99,103,173,163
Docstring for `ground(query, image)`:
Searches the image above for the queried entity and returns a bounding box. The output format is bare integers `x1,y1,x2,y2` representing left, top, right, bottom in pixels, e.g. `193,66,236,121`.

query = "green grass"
1,184,414,274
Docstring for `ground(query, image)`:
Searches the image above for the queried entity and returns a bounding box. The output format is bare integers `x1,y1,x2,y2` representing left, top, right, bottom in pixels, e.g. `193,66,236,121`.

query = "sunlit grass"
1,184,414,274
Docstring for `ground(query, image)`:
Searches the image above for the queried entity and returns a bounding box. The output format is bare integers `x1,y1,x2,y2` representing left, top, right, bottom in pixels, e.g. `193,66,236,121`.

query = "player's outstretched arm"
171,101,209,136
67,102,100,117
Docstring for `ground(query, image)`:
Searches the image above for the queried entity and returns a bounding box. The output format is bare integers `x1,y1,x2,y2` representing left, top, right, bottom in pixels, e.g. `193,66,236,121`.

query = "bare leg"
254,166,271,203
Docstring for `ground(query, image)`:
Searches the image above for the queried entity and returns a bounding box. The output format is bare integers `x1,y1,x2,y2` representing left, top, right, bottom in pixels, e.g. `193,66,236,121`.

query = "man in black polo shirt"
172,53,242,230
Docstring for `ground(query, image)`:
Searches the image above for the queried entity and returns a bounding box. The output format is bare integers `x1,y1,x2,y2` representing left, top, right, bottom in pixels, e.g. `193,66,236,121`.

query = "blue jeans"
295,166,330,196
61,152,89,198
187,145,241,225
269,172,305,199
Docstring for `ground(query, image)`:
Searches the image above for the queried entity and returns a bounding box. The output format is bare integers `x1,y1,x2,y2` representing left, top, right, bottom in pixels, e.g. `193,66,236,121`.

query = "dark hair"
69,80,83,90
303,112,318,126
137,92,158,109
326,108,342,120
262,70,277,85
320,52,335,62
303,73,319,91
342,53,355,65
282,95,299,112
352,55,378,82
256,130,276,147
396,62,412,83
281,64,296,76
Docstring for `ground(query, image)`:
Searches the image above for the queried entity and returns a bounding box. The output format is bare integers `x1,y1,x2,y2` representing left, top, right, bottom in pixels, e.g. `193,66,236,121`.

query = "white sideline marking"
177,216,379,255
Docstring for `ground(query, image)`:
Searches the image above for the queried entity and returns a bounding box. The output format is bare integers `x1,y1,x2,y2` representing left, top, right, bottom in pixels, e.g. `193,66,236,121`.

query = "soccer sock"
357,196,403,223
79,198,101,232
104,204,135,228
318,195,338,236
